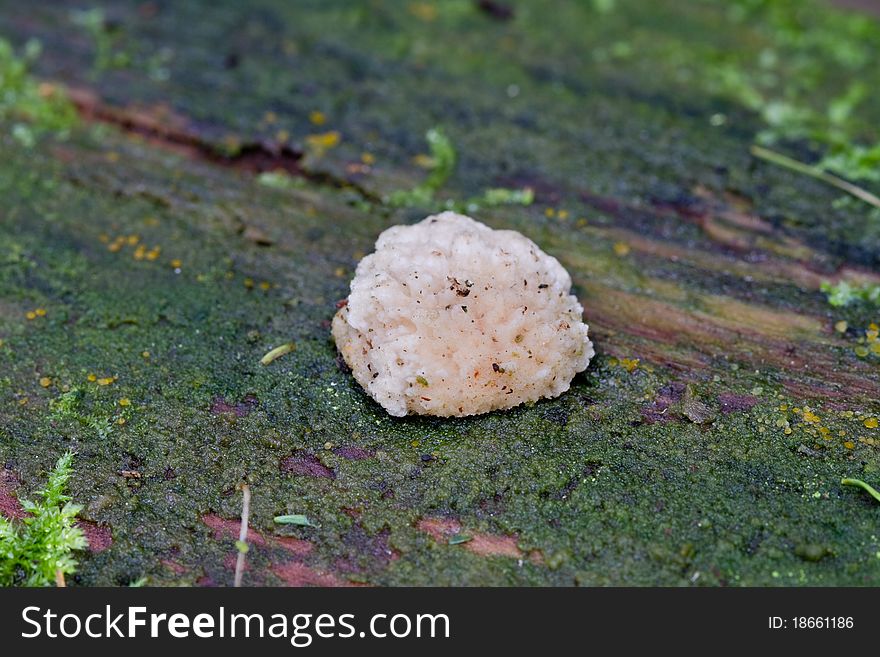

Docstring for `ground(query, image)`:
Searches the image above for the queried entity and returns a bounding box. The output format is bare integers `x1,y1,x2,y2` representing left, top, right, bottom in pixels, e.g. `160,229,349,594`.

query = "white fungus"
332,211,594,417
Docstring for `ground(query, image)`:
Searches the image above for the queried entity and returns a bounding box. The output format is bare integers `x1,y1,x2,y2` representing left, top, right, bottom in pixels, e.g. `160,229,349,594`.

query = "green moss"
0,451,87,587
0,38,76,146
821,280,880,307
1,0,880,587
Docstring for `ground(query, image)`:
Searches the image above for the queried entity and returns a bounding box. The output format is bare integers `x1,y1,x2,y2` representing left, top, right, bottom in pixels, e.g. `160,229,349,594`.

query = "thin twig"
233,483,251,587
750,145,880,210
54,569,66,587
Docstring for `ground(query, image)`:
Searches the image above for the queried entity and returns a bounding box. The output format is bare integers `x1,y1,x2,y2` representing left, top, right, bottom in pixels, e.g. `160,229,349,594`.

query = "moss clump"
0,38,76,146
0,451,87,587
821,280,880,308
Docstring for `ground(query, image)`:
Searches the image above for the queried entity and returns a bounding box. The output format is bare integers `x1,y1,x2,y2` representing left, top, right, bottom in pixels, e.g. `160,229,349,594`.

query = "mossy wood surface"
2,0,880,586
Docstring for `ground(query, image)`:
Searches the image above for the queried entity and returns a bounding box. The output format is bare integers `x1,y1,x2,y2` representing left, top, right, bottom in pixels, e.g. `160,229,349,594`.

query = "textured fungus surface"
1,1,880,586
333,212,593,416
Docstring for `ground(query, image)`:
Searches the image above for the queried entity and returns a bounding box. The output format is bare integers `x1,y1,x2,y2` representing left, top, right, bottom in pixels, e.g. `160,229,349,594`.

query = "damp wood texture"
2,1,880,586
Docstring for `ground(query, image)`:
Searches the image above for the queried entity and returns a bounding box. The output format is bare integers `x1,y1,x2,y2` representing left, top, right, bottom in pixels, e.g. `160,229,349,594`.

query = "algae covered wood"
1,0,880,586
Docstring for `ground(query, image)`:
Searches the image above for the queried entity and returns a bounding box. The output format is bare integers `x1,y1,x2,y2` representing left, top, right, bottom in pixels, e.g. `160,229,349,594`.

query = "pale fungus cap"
332,211,594,417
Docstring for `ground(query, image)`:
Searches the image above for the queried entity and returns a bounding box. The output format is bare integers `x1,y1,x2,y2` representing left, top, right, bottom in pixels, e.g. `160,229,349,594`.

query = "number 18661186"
769,617,854,630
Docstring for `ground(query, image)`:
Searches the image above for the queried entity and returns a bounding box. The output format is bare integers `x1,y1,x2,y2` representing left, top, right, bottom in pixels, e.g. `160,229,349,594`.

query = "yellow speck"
38,82,57,98
142,351,150,359
408,2,438,21
558,210,569,220
802,409,820,424
25,311,36,320
334,267,346,278
783,427,792,435
99,234,110,244
87,373,97,382
864,417,878,429
834,320,848,333
309,110,326,126
870,323,879,331
146,247,161,261
244,277,254,289
619,357,640,373
844,441,855,449
577,218,588,227
133,245,146,260
867,329,879,342
18,397,28,406
305,131,341,153
118,398,131,407
778,404,788,411
855,346,870,358
361,152,375,165
413,154,434,168
223,134,242,153
613,242,631,257
108,241,123,253
127,235,140,246
39,377,51,388
117,417,126,425
259,281,271,291
544,207,556,218
276,129,290,143
170,259,182,268
263,111,277,124
97,376,116,386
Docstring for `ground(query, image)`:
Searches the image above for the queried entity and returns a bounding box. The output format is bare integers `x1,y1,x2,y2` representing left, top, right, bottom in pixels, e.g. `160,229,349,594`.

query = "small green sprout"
385,128,532,210
386,128,455,208
448,534,472,545
274,514,316,527
71,8,130,73
478,187,535,207
422,128,457,193
841,478,880,504
260,342,296,365
820,280,880,308
257,171,305,191
0,451,88,587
